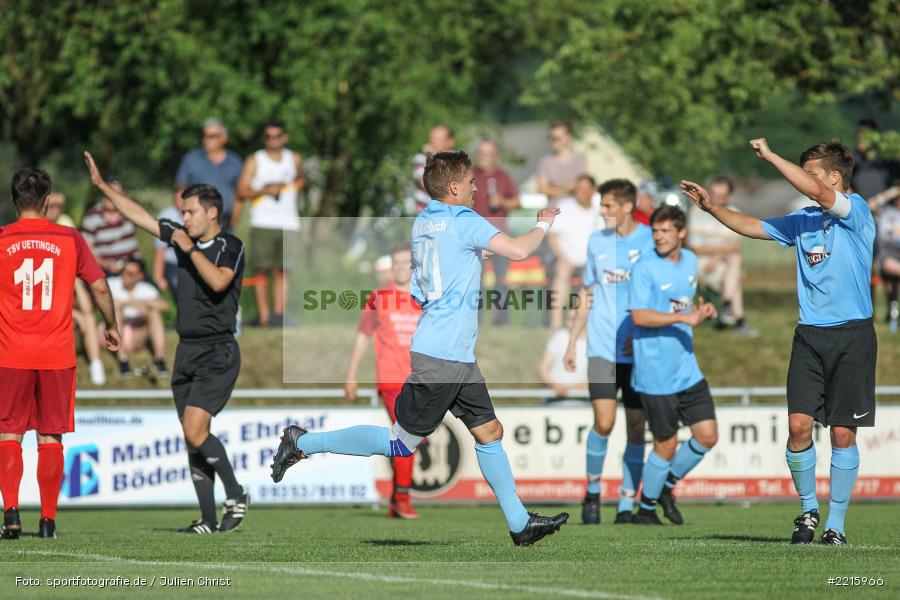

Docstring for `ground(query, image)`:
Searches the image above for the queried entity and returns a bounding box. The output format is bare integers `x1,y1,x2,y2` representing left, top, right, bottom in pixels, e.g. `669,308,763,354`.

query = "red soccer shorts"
0,367,77,434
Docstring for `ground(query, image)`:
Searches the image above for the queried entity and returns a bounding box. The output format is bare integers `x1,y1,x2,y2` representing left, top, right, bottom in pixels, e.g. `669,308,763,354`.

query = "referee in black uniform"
85,152,248,534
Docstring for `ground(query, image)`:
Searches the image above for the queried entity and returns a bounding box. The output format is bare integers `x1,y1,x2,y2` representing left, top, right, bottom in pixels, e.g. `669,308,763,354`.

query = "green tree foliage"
0,0,535,215
529,0,899,179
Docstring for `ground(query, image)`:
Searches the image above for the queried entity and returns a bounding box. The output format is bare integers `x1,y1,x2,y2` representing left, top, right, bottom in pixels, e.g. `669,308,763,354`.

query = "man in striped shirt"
80,178,140,276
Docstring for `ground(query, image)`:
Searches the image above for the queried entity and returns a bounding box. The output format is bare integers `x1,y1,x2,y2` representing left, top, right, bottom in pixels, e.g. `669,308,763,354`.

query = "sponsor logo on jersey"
628,249,641,263
669,296,691,313
603,268,630,284
804,245,830,267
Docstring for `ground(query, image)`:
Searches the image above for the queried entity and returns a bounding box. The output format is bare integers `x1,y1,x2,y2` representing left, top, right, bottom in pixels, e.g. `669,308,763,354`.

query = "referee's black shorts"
787,318,876,427
171,336,241,417
394,352,496,437
587,357,642,409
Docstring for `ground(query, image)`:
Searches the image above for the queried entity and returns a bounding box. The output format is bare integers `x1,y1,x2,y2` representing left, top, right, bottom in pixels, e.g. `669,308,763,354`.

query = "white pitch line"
15,550,666,600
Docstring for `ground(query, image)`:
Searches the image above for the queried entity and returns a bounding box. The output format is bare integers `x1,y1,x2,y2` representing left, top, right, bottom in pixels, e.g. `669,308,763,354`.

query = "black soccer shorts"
394,352,496,437
786,319,876,427
171,337,241,417
587,357,642,409
640,379,716,439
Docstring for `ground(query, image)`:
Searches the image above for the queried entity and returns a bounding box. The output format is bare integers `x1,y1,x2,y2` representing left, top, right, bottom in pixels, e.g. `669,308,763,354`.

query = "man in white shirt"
235,119,305,327
547,174,601,329
107,259,169,377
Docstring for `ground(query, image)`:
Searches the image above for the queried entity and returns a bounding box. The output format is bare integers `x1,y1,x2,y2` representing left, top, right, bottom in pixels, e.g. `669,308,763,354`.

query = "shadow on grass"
363,539,435,547
704,534,784,543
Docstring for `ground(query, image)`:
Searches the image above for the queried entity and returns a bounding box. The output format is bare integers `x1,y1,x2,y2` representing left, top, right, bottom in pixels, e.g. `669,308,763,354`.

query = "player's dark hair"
549,120,573,135
650,204,687,231
799,140,854,191
423,151,472,199
598,178,636,208
263,119,286,132
576,173,596,188
857,118,879,131
125,258,146,274
183,184,224,224
11,167,52,212
710,174,734,194
390,243,411,257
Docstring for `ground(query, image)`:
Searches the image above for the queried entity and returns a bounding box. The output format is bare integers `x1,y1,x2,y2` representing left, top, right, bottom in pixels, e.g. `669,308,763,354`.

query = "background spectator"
154,185,185,293
538,120,587,202
45,192,75,227
80,178,140,276
540,310,588,401
871,187,900,331
635,180,659,225
688,175,756,335
236,119,305,327
47,192,105,384
547,174,601,330
473,140,520,326
851,119,900,200
175,118,242,229
106,259,169,377
423,124,456,154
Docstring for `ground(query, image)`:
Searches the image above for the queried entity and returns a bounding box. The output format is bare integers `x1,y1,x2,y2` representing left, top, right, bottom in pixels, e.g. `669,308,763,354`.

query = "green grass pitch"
2,504,898,599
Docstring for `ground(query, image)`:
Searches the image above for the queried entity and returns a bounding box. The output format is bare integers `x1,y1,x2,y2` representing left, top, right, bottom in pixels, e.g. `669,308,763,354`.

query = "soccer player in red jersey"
344,246,422,518
0,168,120,539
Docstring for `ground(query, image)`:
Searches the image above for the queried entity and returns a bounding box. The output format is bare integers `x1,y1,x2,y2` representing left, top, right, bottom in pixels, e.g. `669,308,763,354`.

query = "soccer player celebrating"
84,152,249,535
344,246,422,519
272,151,569,546
681,138,876,545
628,205,719,525
0,168,120,539
563,179,653,524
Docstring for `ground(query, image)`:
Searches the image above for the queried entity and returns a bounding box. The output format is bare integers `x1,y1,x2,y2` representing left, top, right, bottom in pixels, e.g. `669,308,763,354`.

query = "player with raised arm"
271,151,569,546
628,205,719,525
344,246,422,519
0,168,120,540
84,152,249,535
563,179,653,524
681,138,876,545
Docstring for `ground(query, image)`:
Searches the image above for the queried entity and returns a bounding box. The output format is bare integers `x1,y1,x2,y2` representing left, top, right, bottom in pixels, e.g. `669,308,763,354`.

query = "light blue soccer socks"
618,442,645,512
824,445,859,533
639,451,671,510
786,443,819,513
475,440,530,533
585,429,609,495
297,425,391,457
664,438,711,491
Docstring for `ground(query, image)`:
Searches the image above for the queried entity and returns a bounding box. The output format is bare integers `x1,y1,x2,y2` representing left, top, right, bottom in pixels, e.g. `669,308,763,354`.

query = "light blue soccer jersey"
628,249,705,395
582,224,654,363
409,200,500,362
762,192,874,326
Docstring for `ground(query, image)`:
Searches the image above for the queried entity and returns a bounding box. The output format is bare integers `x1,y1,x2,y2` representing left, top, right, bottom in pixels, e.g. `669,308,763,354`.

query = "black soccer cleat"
659,488,684,525
632,508,663,525
819,528,847,546
218,487,250,533
38,517,57,539
790,510,820,544
510,512,569,546
270,425,308,483
1,508,21,540
581,494,600,525
614,510,634,524
179,519,217,534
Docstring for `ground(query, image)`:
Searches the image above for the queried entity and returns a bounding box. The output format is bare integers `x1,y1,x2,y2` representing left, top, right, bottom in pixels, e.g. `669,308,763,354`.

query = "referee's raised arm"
83,151,161,238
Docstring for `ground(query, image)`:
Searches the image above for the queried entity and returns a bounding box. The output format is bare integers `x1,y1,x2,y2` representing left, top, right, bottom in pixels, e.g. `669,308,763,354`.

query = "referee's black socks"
188,450,218,524
198,434,243,499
